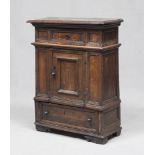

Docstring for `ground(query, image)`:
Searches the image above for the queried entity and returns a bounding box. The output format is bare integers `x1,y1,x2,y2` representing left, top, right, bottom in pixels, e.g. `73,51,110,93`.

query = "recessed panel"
52,51,84,100
102,51,118,100
103,28,118,46
50,30,85,45
88,55,102,101
59,59,78,92
36,48,48,96
103,108,120,126
36,29,48,42
87,31,102,47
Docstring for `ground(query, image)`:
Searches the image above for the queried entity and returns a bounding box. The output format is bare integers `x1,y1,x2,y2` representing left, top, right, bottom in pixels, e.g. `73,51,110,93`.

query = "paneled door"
50,50,85,103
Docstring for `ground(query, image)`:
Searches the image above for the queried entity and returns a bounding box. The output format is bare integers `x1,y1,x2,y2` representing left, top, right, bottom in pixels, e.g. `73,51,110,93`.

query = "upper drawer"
49,29,85,46
35,28,118,47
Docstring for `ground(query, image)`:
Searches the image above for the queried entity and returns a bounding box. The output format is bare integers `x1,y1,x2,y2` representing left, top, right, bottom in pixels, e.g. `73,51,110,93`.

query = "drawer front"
49,30,85,45
35,28,118,47
40,103,98,131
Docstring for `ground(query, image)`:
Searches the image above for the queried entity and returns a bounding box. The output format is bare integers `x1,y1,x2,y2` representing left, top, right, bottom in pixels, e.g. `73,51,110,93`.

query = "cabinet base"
85,130,121,144
35,125,121,144
36,124,50,132
84,135,108,144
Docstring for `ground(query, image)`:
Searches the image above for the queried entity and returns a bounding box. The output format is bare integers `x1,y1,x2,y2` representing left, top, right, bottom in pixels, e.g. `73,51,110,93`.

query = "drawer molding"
49,30,85,46
39,120,97,133
32,42,121,51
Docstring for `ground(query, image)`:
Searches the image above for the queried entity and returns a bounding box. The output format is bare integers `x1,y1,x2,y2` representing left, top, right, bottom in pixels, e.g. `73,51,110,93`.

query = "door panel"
52,51,85,101
58,57,79,94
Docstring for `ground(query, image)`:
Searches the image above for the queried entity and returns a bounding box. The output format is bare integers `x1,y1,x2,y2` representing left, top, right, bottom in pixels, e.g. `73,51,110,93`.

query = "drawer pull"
44,111,48,115
51,71,56,76
87,118,92,121
87,118,92,127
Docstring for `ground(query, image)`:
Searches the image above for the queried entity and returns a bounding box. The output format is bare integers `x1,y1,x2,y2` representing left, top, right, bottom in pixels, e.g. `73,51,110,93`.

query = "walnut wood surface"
27,17,123,25
29,17,123,144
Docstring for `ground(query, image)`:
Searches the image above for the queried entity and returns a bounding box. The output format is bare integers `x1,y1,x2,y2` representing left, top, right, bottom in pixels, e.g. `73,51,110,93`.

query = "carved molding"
32,42,121,52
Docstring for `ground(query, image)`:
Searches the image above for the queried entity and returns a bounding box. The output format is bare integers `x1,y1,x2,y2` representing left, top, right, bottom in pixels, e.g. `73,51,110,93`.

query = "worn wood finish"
34,27,118,48
27,17,123,25
36,102,98,132
28,17,123,144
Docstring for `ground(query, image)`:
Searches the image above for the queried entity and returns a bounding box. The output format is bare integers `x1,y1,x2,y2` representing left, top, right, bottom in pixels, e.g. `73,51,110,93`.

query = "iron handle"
51,66,56,78
87,118,92,122
44,111,48,115
51,71,56,76
87,118,92,127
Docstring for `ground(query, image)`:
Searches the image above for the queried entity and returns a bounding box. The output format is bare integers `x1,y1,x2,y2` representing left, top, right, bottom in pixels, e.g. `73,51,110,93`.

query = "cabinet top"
27,17,123,25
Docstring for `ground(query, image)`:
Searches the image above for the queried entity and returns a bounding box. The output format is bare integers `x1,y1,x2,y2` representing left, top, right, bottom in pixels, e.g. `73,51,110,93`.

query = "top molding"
27,17,123,28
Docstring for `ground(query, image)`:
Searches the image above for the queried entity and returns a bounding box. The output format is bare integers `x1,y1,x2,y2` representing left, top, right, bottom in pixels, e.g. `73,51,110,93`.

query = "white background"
10,0,144,155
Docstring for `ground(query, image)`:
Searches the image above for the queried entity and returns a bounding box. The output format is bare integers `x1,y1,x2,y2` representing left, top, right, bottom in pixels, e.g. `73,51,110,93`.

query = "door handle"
43,111,48,115
50,66,56,78
87,118,92,127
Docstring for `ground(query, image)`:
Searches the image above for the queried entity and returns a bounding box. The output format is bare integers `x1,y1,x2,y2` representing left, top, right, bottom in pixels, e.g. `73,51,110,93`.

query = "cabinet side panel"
102,27,118,46
88,55,102,102
101,106,121,136
35,28,48,42
35,102,43,122
102,50,118,100
36,48,48,97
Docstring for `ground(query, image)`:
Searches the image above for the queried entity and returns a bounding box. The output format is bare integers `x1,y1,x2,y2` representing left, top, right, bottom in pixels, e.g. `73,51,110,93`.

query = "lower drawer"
36,102,98,132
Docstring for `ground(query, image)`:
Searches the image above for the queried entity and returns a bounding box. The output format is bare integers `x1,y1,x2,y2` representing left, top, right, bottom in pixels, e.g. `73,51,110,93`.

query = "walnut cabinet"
28,17,123,144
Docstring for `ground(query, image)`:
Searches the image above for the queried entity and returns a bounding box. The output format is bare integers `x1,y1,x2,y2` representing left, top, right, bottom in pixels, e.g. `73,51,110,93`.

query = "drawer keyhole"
64,35,71,40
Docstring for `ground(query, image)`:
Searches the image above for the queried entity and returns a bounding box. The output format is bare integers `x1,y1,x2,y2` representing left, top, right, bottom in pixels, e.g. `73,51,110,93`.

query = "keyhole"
65,35,70,40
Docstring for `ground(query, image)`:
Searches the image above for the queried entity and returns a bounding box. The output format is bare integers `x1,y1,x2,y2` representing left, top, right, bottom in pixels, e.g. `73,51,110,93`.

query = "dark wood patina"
28,17,123,144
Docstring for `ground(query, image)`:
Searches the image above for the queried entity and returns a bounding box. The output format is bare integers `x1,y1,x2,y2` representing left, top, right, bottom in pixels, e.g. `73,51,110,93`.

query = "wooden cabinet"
28,17,123,144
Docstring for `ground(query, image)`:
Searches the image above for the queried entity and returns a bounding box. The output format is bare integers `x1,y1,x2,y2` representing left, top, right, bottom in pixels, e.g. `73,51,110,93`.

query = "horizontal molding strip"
31,42,121,52
34,96,121,111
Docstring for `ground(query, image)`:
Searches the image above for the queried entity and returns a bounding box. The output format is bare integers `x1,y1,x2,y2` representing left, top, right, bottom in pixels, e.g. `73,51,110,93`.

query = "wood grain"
29,17,123,144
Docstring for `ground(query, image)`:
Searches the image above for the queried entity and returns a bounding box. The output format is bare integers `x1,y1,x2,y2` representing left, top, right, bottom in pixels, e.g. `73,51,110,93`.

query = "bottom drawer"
36,102,98,132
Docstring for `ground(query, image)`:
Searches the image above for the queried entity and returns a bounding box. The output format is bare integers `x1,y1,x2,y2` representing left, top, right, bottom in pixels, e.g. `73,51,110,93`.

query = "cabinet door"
51,51,85,103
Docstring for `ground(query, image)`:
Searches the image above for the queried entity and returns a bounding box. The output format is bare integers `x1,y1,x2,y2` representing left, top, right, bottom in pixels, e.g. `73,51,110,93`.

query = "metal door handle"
87,118,92,127
51,66,56,78
44,111,48,115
